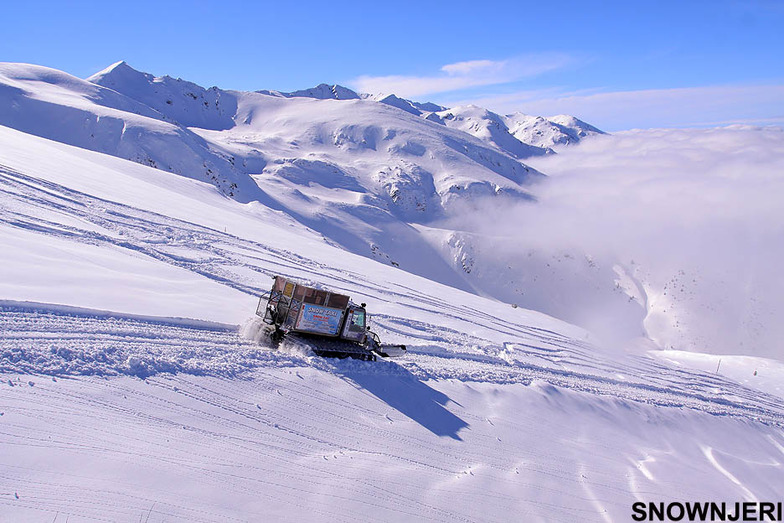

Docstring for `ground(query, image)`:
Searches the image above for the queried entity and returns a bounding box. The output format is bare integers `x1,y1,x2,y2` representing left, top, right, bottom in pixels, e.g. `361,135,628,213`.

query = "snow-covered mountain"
505,112,605,148
1,61,783,521
0,62,250,198
0,61,552,292
283,82,362,100
87,60,239,130
434,105,554,158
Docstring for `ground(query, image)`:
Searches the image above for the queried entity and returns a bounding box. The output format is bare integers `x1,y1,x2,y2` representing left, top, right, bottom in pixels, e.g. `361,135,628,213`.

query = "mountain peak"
548,114,604,135
106,60,130,71
434,105,551,159
86,61,237,131
376,94,422,116
87,60,147,85
504,113,605,148
285,83,360,100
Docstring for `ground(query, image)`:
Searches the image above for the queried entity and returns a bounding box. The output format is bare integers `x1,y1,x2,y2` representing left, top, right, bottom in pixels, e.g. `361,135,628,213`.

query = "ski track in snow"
0,163,459,307
0,164,302,297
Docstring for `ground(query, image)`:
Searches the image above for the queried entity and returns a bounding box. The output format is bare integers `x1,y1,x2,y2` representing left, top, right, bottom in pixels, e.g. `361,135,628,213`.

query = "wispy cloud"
440,60,500,76
451,84,784,131
349,53,572,98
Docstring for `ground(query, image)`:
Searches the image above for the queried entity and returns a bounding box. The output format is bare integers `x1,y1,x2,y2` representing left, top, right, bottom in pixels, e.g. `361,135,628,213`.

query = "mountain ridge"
87,61,602,153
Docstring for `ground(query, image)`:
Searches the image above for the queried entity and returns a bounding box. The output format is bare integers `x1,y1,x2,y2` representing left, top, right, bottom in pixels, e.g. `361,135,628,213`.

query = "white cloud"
350,74,493,100
350,54,572,98
452,84,784,131
440,60,500,76
444,127,784,357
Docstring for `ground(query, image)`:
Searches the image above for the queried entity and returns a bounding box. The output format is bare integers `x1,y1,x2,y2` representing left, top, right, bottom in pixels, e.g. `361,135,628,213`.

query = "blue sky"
3,0,783,130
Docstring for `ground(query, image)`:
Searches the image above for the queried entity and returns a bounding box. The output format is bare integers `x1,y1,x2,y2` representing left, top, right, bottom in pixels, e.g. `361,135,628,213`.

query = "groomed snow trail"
2,301,782,427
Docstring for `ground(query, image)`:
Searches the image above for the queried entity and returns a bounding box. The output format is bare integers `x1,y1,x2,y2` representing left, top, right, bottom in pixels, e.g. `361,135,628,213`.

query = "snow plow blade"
375,344,407,358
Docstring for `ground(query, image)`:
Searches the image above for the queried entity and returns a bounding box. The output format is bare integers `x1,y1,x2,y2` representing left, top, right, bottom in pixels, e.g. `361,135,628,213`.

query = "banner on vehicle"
295,304,342,335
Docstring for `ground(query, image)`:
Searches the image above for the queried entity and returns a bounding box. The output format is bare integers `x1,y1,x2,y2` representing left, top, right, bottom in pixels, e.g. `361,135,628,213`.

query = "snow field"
2,367,782,522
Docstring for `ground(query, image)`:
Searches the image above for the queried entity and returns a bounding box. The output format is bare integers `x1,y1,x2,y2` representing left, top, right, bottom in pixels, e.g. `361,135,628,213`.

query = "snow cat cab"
256,276,406,360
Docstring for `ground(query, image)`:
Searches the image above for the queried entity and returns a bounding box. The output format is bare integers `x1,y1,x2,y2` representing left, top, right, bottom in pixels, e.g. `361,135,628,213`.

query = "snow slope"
1,123,784,522
4,360,782,522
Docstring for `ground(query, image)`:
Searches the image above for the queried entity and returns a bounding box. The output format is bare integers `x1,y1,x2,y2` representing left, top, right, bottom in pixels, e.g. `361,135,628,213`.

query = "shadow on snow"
327,359,469,440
